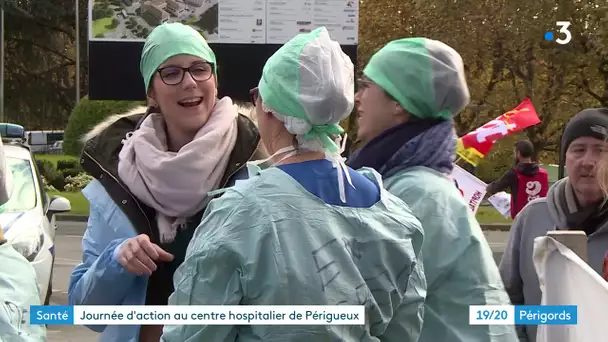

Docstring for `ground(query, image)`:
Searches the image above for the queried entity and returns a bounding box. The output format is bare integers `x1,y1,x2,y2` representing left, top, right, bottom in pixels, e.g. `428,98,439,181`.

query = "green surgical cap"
363,37,470,121
258,27,354,153
140,23,216,92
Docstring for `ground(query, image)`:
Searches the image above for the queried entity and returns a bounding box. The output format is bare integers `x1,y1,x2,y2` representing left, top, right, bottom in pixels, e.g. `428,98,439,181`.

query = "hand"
117,234,174,276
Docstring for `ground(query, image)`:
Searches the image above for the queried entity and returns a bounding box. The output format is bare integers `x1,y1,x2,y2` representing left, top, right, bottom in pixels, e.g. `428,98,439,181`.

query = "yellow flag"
456,139,485,166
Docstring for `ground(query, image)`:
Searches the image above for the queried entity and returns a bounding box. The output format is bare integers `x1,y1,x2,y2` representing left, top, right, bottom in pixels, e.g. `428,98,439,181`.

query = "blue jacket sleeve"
67,202,138,332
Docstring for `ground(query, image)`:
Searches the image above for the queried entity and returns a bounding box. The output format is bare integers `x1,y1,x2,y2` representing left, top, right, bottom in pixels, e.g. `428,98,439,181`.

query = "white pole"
0,7,4,121
75,0,80,104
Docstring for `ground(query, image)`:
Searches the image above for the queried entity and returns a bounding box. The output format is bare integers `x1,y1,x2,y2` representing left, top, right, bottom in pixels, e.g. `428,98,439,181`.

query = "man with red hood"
487,140,549,218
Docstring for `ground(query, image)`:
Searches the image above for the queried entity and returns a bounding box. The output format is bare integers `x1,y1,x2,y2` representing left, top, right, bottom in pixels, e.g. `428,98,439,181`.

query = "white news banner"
31,305,366,326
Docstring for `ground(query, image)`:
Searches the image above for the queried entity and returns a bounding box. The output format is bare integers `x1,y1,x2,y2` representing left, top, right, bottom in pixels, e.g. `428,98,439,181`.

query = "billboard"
89,0,358,45
88,0,359,101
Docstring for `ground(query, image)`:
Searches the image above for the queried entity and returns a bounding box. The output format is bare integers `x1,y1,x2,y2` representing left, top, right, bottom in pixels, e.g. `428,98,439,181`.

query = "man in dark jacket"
499,107,608,342
486,140,549,218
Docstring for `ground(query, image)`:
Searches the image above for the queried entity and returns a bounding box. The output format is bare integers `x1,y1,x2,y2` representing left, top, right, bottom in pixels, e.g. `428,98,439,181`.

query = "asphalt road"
46,221,99,341
45,221,512,341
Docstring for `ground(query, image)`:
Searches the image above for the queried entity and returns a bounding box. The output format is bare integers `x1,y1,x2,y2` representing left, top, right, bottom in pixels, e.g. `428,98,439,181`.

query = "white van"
25,131,64,153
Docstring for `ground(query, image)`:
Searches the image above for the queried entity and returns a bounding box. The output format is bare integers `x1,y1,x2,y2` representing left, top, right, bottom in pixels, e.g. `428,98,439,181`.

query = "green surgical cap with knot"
363,37,470,121
140,23,217,92
258,27,354,153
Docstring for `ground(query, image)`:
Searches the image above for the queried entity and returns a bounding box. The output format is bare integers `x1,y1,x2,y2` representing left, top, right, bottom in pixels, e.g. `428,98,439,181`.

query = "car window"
0,157,37,213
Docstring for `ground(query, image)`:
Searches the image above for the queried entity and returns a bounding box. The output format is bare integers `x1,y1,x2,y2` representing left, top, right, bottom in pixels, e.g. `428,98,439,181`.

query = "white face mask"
206,145,298,197
245,145,299,178
248,134,354,201
247,132,349,176
208,134,355,201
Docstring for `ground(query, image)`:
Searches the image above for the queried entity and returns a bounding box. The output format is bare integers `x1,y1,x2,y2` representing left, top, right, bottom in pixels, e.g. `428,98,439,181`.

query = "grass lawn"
92,17,114,37
34,154,78,165
476,206,512,225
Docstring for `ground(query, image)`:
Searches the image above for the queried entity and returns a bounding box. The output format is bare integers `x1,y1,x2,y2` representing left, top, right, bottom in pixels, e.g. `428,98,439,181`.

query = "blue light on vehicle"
0,123,25,139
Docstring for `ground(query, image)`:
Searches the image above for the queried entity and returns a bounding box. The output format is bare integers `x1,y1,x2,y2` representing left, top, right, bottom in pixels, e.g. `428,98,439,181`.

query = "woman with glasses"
68,22,265,342
161,27,427,342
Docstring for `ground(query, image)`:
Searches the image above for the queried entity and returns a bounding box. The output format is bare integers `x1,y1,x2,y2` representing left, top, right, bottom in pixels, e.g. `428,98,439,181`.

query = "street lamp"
75,0,80,104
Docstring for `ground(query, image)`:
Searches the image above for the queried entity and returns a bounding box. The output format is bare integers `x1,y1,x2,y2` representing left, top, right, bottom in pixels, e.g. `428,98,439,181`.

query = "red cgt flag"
457,98,540,165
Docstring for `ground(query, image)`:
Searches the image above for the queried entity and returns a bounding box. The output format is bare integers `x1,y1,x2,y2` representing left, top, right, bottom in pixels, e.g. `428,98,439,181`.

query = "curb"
56,215,89,222
480,224,511,232
55,215,513,231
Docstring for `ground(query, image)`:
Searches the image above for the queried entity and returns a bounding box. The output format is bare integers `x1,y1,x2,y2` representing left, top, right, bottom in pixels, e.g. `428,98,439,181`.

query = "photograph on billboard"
88,0,358,45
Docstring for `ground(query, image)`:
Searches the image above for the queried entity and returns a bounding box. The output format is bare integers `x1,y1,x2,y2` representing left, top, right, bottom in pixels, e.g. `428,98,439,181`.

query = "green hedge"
57,159,79,170
63,95,144,156
35,157,86,191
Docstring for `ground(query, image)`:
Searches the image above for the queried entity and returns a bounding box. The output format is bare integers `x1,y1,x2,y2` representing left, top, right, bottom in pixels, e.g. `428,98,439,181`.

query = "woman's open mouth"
178,97,203,108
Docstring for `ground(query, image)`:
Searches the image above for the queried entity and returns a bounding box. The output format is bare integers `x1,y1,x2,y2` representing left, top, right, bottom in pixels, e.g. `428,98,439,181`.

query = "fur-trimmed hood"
81,106,148,144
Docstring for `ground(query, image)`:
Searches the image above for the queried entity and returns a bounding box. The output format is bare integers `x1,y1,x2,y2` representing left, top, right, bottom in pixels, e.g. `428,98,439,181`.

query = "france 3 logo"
544,21,572,45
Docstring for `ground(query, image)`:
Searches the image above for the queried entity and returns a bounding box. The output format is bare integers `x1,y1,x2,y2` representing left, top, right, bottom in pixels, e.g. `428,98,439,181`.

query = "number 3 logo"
556,21,572,45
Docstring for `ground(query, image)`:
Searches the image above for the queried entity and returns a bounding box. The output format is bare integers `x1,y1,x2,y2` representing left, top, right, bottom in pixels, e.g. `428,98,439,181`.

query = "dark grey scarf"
346,119,456,177
547,178,608,235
